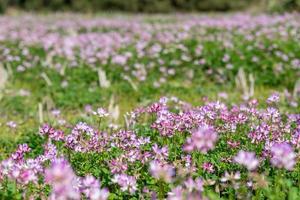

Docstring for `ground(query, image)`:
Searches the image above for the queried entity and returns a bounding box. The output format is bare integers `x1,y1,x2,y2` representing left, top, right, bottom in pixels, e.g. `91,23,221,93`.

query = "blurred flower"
149,161,174,183
184,177,203,192
93,108,109,118
234,150,259,171
184,125,218,153
221,171,241,182
227,140,240,148
267,93,280,104
6,121,17,129
112,174,137,194
168,186,184,200
80,175,109,200
270,143,296,170
45,158,80,199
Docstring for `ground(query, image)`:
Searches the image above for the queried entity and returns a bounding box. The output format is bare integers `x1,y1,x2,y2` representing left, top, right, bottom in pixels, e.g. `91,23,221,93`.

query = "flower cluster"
0,96,300,198
150,160,174,183
184,125,218,153
1,13,300,91
112,174,137,194
40,124,64,141
46,158,109,200
234,150,259,171
270,143,296,170
65,122,108,153
1,11,300,199
45,158,80,199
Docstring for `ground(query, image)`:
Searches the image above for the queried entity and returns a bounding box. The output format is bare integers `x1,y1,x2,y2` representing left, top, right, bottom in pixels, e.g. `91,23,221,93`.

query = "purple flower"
112,55,127,65
152,144,169,161
93,108,109,118
89,188,109,200
85,105,93,113
149,161,174,183
168,178,204,200
65,122,101,152
39,124,55,136
39,124,64,141
202,162,215,173
221,171,241,182
51,109,61,117
45,158,80,199
18,168,38,185
234,151,259,171
227,140,240,148
184,177,203,192
6,121,17,129
108,158,128,174
266,93,280,104
168,186,185,200
184,125,218,153
112,174,137,194
270,143,296,170
80,175,109,200
11,144,31,162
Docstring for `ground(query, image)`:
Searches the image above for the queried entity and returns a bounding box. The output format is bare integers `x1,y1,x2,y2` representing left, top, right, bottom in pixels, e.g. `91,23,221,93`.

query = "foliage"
2,0,300,13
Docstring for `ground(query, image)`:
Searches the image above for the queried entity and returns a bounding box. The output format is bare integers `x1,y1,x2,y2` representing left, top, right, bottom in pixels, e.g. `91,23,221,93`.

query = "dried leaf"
235,68,255,100
108,96,120,122
0,64,8,90
249,73,255,97
293,79,300,98
38,103,44,124
98,68,110,88
41,72,53,86
122,74,138,91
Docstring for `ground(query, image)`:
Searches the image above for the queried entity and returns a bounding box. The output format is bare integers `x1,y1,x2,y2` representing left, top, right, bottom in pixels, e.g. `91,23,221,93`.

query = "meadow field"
0,13,300,199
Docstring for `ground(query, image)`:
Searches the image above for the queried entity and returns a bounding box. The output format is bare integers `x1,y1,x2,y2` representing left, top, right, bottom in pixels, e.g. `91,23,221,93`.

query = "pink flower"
93,108,109,118
108,158,128,174
184,177,203,192
202,162,214,173
85,105,93,113
112,55,127,65
168,186,184,200
149,161,174,183
234,151,259,171
89,188,109,200
6,121,17,129
11,144,31,162
227,140,240,148
80,175,109,200
184,125,218,153
168,178,204,200
221,171,241,182
45,158,80,199
39,124,64,141
152,144,169,161
266,93,280,104
112,174,137,194
19,169,38,184
270,143,296,170
51,109,61,117
65,122,102,153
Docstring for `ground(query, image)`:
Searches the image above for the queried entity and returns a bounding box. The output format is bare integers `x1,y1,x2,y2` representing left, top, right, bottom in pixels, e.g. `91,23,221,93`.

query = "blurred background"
0,0,300,14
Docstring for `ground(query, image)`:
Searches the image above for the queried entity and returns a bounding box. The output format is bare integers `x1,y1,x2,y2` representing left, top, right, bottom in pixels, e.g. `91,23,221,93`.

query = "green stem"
98,118,102,130
158,180,165,200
